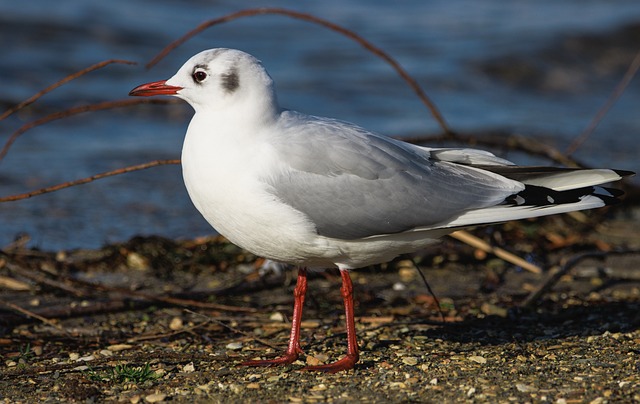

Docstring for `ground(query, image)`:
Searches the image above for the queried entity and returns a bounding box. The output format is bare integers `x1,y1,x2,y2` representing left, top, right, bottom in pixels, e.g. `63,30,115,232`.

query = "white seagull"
130,48,632,372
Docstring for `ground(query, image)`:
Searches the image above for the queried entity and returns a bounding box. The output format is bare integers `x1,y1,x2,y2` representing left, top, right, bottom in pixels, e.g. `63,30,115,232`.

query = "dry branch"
0,98,173,162
520,249,640,308
0,59,136,122
146,7,452,134
566,50,640,156
0,159,179,203
402,130,584,168
449,231,543,274
0,298,67,334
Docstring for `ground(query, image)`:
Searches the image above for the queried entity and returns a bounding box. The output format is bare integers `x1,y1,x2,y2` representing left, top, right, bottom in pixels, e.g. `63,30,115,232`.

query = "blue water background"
1,0,639,250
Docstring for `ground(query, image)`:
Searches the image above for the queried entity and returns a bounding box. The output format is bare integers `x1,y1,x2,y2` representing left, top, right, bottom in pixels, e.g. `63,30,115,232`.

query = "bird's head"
130,48,278,116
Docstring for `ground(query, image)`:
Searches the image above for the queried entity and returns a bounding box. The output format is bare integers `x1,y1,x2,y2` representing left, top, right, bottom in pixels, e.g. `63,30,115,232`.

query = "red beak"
129,80,182,97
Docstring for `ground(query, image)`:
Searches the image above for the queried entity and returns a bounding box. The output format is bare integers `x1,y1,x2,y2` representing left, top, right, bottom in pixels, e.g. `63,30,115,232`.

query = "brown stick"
566,50,640,156
0,98,173,162
184,309,279,349
0,159,180,203
4,262,88,297
146,7,452,134
520,249,640,308
0,298,67,334
0,59,137,122
402,130,584,168
449,230,543,274
127,317,212,343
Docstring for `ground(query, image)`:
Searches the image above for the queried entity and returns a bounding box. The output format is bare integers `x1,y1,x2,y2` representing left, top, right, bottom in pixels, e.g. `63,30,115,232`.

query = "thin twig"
0,298,68,334
5,262,88,296
0,159,180,203
566,50,640,156
146,7,452,134
0,59,137,122
409,256,446,322
402,130,584,168
184,309,279,349
0,98,173,162
449,230,543,274
520,249,640,308
127,317,212,343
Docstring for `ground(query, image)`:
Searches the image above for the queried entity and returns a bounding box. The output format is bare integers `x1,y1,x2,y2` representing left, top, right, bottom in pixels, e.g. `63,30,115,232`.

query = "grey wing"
264,112,524,239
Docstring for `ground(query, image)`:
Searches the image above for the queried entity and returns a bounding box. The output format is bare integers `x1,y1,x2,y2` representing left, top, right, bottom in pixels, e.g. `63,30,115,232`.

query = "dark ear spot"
221,68,240,93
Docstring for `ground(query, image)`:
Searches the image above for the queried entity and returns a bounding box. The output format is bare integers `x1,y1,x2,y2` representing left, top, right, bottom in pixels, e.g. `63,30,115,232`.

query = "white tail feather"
519,169,623,191
433,194,605,230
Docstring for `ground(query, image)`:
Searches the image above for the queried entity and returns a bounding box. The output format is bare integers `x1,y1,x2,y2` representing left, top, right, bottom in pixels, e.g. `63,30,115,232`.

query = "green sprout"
85,363,159,384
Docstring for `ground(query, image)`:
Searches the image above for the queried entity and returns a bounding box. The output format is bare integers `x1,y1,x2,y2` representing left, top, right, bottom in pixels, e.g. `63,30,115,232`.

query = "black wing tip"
613,169,636,178
509,185,627,208
594,186,626,206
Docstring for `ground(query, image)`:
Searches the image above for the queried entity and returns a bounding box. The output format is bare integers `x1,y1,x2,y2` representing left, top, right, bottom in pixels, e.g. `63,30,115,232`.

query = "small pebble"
108,344,133,352
480,302,508,318
127,252,149,271
100,349,113,357
269,312,285,322
169,317,183,330
398,265,416,282
516,383,536,393
226,342,243,351
468,355,486,364
306,356,324,366
402,356,419,366
392,282,406,291
182,362,195,373
145,393,167,403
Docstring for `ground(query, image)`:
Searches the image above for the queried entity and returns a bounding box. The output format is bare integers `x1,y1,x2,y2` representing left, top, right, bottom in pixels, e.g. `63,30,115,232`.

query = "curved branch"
0,98,173,162
0,59,136,122
146,7,452,134
566,50,640,155
0,159,180,203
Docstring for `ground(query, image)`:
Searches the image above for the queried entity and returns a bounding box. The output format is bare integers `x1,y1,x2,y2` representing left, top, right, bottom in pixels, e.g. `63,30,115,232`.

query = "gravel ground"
1,211,639,403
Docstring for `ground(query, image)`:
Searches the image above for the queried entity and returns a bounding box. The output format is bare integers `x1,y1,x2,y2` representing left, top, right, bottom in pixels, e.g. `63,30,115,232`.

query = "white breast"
180,114,333,265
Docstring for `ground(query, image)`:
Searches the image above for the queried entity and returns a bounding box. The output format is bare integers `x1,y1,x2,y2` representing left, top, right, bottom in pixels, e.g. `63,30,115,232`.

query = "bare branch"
566,50,640,155
146,7,452,134
0,59,137,122
0,159,179,203
0,98,173,162
520,249,640,308
401,130,584,168
0,298,68,334
449,230,543,274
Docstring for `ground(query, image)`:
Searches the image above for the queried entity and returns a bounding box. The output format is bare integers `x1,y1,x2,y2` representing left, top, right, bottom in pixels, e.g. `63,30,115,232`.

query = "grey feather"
263,111,523,239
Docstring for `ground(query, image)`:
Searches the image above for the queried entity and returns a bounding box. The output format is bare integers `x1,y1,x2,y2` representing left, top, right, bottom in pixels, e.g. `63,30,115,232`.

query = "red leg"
302,269,359,373
240,267,307,367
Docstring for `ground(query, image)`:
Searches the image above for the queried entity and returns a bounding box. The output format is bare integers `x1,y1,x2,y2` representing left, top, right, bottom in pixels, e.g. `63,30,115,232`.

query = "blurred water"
1,0,639,250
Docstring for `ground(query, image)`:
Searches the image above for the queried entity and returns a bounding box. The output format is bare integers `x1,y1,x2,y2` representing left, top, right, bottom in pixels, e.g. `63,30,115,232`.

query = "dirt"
1,210,639,403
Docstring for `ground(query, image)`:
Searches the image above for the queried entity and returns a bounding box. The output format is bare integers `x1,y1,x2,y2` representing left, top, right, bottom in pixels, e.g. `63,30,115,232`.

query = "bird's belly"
181,155,330,265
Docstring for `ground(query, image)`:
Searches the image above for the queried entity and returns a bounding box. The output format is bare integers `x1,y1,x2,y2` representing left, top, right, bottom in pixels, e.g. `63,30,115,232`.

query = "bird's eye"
192,70,207,83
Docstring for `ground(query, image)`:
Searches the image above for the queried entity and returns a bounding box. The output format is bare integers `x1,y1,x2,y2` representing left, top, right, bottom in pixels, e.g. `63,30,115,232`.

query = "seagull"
130,48,633,372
